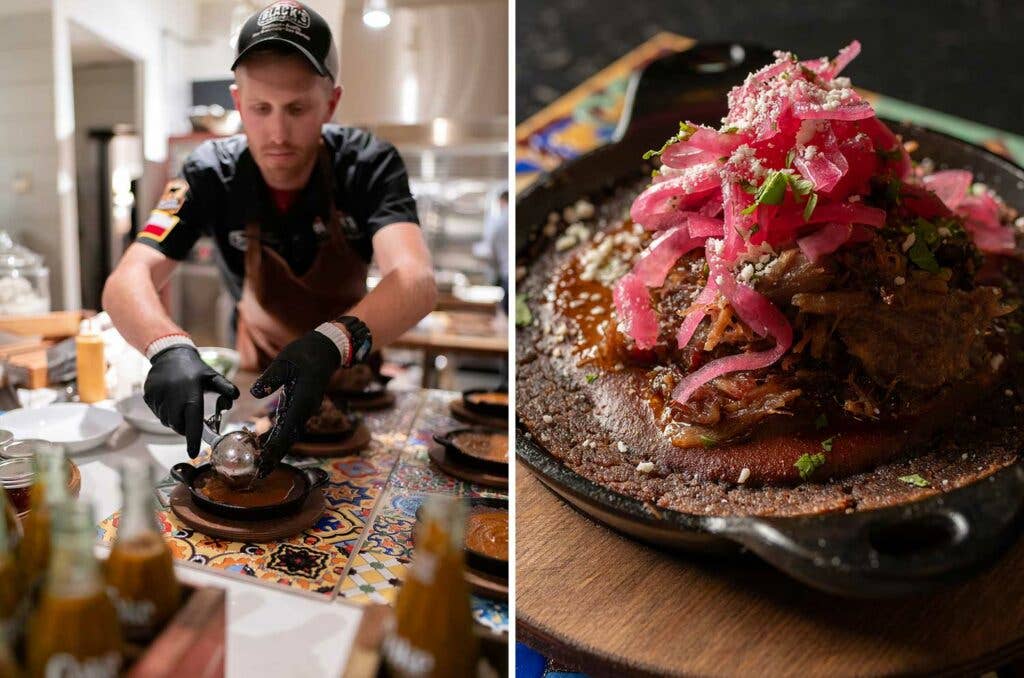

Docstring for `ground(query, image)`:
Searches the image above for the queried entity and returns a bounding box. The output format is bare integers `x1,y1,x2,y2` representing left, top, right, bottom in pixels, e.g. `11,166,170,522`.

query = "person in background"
102,1,437,473
476,190,509,313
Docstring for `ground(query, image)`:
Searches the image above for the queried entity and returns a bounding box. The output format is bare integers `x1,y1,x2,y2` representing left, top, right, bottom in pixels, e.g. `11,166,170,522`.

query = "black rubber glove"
252,330,341,475
144,345,240,458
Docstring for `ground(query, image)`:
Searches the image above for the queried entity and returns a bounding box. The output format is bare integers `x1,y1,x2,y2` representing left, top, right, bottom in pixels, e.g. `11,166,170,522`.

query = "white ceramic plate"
116,393,177,436
0,403,125,454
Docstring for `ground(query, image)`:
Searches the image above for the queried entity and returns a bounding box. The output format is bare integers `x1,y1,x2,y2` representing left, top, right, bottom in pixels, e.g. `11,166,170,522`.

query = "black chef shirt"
136,124,419,302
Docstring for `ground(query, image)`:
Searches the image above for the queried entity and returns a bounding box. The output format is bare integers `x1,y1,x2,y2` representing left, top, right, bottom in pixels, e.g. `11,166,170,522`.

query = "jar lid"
0,231,43,270
1,439,45,460
0,457,34,487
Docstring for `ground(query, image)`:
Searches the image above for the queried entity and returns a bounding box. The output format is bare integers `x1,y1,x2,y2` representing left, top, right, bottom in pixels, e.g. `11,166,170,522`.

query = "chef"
103,1,437,471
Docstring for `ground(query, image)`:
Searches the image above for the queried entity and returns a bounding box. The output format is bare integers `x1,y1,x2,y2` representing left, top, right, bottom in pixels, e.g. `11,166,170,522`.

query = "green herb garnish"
642,121,698,160
585,373,599,384
821,437,835,452
785,149,795,169
741,171,790,215
515,294,533,327
722,126,740,134
898,474,930,488
699,434,717,448
795,452,826,480
907,237,940,273
814,413,828,430
803,191,819,222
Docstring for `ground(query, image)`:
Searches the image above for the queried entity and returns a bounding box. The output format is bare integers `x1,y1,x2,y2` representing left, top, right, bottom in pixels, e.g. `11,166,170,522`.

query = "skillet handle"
711,465,1024,597
170,463,198,485
303,467,330,490
614,41,777,142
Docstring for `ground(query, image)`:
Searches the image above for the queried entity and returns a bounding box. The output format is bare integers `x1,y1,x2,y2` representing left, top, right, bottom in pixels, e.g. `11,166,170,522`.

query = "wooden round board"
169,484,325,541
466,566,508,602
68,459,81,497
290,422,371,457
516,464,1024,677
449,400,506,430
428,443,508,490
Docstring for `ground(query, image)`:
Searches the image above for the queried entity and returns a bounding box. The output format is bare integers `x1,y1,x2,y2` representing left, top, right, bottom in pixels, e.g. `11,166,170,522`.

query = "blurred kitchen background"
0,0,508,393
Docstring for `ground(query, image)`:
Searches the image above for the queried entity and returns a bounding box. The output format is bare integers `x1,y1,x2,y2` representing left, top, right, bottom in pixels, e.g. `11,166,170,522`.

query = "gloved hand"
251,330,342,475
144,346,240,458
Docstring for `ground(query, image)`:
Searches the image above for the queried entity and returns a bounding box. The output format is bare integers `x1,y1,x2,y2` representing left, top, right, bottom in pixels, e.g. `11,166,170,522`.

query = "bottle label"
109,588,156,634
381,633,434,677
44,651,120,678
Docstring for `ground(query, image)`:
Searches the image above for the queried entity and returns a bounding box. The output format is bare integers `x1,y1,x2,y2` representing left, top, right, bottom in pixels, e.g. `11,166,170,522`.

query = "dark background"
516,0,1024,134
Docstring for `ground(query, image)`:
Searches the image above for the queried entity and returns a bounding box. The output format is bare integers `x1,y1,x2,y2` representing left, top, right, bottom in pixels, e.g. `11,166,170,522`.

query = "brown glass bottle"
382,496,478,678
26,500,122,678
0,489,20,626
105,458,180,642
16,442,66,592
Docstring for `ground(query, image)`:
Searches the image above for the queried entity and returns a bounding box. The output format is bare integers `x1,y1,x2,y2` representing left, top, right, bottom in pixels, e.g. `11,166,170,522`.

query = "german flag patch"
138,210,180,243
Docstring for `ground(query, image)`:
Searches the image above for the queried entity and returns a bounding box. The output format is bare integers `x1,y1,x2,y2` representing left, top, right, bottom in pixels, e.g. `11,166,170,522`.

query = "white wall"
0,11,62,308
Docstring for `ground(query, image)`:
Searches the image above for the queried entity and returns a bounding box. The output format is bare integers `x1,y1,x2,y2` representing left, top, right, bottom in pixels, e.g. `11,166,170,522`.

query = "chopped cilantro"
642,121,697,160
585,373,599,384
699,434,717,448
741,171,789,215
722,126,740,134
515,294,533,327
795,452,826,480
651,169,660,179
821,437,834,452
803,192,819,222
750,224,760,235
885,178,902,205
814,413,828,430
789,176,814,197
898,474,930,488
785,149,795,169
907,237,940,273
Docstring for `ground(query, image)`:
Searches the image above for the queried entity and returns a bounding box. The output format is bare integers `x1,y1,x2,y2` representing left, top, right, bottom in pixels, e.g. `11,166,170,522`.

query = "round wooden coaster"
449,400,506,430
517,465,1024,677
427,443,508,490
169,484,325,541
334,390,396,411
290,422,372,457
466,566,508,602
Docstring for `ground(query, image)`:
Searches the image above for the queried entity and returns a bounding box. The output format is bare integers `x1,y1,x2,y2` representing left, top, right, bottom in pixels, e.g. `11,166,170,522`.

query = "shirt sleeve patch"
138,210,180,243
155,178,189,214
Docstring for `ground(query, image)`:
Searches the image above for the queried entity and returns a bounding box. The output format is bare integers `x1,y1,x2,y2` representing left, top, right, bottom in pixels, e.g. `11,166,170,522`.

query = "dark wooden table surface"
516,0,1024,135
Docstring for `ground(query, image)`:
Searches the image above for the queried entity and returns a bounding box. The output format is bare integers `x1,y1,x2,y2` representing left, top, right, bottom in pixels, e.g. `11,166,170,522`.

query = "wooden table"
516,463,1024,677
392,311,508,388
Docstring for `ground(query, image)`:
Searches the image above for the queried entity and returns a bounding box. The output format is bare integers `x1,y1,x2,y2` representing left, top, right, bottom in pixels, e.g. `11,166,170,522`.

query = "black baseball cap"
232,1,339,82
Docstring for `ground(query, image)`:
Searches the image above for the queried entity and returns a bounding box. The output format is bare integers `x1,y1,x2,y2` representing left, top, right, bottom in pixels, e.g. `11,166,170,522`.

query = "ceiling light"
363,0,391,29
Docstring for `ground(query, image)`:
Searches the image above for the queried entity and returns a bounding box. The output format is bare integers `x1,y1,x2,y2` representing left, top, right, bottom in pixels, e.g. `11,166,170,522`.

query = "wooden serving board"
517,463,1024,677
169,485,324,542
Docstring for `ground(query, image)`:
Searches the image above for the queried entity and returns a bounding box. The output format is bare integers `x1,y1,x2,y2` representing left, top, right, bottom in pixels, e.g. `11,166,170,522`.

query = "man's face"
231,54,341,189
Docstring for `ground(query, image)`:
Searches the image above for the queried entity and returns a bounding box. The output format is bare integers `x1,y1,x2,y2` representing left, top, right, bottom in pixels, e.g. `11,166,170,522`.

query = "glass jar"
0,231,49,316
0,458,33,515
0,439,41,461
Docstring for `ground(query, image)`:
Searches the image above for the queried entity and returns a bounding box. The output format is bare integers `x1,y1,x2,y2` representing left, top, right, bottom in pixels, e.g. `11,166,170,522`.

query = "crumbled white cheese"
542,414,553,424
991,354,1005,372
617,441,629,453
1006,388,1015,397
901,233,916,252
738,467,751,484
937,226,952,238
636,461,655,473
893,276,905,286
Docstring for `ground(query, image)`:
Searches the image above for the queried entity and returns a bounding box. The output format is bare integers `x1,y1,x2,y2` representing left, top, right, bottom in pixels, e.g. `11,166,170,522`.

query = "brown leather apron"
235,145,368,373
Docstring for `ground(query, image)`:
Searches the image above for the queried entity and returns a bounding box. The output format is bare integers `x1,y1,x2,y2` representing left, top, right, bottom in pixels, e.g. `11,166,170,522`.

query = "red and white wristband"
144,333,195,361
315,322,353,367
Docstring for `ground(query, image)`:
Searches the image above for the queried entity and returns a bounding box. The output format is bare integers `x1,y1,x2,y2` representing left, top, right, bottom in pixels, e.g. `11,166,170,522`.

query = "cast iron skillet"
462,389,511,419
433,428,510,475
171,462,329,521
515,42,1024,597
414,497,510,577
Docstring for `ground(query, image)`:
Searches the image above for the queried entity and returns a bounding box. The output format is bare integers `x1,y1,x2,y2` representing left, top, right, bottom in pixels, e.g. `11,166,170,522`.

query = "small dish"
116,393,176,435
0,403,124,454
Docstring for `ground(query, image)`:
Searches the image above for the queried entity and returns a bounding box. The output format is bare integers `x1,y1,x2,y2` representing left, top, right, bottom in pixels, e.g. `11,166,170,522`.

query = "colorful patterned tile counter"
98,387,508,632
